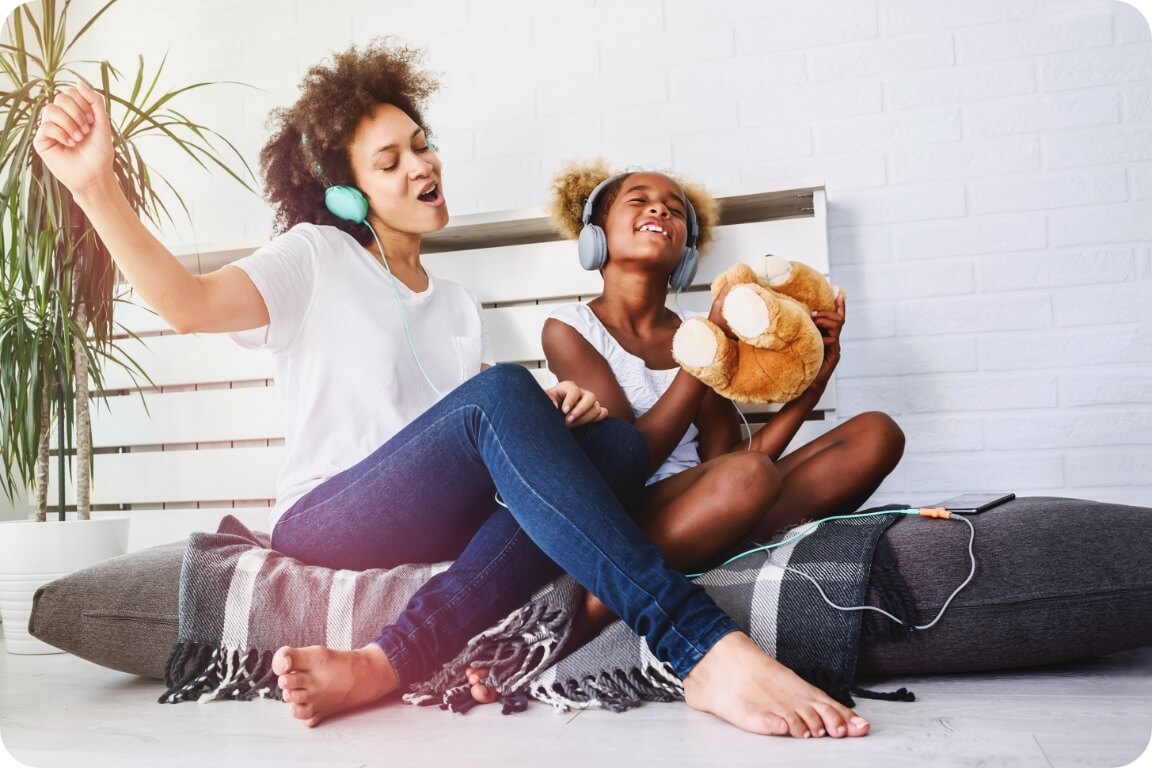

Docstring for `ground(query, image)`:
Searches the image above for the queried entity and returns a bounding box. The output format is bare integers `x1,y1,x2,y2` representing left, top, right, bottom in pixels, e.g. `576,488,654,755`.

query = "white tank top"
548,303,700,485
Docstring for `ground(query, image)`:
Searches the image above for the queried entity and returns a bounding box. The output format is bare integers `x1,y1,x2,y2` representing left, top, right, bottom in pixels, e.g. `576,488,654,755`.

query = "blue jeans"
271,364,738,687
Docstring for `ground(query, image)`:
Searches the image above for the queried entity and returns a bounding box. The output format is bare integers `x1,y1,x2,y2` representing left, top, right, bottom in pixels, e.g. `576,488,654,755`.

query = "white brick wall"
45,0,1152,507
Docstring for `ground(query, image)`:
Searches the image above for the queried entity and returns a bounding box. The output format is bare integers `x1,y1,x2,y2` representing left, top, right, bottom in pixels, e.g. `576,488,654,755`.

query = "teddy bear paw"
723,283,775,341
672,317,721,368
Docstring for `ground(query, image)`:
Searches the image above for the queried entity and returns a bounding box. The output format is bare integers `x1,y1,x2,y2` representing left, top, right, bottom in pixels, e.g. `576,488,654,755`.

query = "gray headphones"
577,174,700,292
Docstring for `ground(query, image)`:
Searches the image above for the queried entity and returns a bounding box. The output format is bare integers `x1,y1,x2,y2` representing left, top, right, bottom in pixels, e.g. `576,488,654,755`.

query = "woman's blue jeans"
270,364,737,687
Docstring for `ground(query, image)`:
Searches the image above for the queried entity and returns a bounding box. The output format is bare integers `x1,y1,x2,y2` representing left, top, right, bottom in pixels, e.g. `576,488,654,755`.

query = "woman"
541,161,905,631
34,41,869,739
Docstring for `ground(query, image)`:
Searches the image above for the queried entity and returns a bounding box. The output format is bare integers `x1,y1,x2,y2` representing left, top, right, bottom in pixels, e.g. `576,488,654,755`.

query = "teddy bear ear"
762,254,792,282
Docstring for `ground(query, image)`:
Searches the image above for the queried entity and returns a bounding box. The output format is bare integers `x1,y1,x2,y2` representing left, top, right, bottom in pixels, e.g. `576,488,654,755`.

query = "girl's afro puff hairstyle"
547,158,721,253
260,38,439,246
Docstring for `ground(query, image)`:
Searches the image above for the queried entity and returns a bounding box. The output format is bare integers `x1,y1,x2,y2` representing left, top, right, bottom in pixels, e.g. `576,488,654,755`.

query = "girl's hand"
32,80,115,195
545,380,609,427
806,290,846,399
707,282,735,337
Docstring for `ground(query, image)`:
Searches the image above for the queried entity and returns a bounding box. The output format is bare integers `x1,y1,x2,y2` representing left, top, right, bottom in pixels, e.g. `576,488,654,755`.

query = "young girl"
542,161,905,629
35,43,870,739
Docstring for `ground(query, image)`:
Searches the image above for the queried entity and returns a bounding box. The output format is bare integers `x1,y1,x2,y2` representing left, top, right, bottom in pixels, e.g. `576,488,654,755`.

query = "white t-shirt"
548,303,700,485
228,223,493,528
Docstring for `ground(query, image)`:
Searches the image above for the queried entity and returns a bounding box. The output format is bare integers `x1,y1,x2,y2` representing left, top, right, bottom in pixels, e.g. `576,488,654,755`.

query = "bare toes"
470,682,498,704
847,715,870,737
279,672,306,691
812,702,849,737
766,715,790,736
272,648,293,676
797,706,826,738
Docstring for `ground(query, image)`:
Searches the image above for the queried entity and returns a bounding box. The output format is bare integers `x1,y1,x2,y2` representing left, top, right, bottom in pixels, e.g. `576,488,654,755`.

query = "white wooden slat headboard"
56,184,831,550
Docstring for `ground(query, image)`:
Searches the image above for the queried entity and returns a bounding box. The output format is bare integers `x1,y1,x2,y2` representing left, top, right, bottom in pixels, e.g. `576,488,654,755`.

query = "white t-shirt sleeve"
226,224,320,353
474,290,495,367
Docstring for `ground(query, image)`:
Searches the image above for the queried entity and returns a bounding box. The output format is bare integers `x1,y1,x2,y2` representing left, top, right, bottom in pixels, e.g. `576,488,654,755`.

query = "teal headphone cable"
300,131,443,399
496,491,977,631
774,514,975,631
687,506,977,632
492,497,974,630
364,223,443,399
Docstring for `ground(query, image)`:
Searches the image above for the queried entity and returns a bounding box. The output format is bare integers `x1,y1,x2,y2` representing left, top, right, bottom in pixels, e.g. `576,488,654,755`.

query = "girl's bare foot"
683,631,871,738
467,589,616,705
465,667,499,704
272,643,399,727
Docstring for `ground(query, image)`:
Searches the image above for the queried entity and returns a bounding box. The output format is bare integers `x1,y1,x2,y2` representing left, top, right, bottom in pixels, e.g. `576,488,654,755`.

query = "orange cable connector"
917,507,952,519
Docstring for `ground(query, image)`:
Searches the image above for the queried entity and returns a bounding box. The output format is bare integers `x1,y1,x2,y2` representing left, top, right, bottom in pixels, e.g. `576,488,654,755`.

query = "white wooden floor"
1,628,1150,768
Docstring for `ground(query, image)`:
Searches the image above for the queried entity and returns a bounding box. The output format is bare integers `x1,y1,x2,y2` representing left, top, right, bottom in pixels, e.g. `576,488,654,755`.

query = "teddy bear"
671,255,839,404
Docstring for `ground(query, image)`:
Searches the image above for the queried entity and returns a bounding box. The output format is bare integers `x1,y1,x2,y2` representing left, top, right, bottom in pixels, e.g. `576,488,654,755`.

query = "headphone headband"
299,132,330,185
578,172,700,290
300,131,369,225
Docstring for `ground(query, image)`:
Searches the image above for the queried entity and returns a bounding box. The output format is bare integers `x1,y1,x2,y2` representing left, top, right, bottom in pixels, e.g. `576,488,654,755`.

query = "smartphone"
930,492,1016,514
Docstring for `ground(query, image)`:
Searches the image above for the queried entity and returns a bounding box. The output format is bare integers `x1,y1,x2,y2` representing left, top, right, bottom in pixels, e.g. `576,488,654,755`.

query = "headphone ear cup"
325,185,369,224
578,223,608,271
669,246,699,292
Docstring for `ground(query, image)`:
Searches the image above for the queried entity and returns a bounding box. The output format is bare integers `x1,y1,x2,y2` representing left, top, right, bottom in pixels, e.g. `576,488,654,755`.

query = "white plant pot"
0,516,130,654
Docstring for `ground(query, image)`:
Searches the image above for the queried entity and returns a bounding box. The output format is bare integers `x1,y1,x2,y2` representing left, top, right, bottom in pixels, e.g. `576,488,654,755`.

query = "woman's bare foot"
683,632,871,738
272,643,399,727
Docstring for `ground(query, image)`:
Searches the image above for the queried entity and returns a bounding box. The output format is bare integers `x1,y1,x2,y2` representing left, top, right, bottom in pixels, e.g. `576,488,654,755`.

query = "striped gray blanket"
161,512,905,711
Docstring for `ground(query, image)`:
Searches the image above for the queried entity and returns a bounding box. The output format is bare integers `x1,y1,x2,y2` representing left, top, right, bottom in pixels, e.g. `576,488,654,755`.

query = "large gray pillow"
28,539,187,678
859,496,1152,676
28,496,1152,682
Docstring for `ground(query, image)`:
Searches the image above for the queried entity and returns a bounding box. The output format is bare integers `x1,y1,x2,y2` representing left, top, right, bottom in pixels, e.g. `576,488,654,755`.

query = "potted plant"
0,0,254,653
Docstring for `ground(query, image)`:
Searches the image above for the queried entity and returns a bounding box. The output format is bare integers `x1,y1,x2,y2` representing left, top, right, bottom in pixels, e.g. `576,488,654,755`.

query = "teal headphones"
324,185,370,224
300,132,438,224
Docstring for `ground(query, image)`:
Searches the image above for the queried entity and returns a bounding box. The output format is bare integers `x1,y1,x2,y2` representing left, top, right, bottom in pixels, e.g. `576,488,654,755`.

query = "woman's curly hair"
547,159,721,253
260,39,440,245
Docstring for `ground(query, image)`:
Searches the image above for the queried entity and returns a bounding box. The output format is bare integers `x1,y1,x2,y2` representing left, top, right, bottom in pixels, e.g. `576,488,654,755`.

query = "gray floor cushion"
859,496,1152,676
27,496,1152,683
28,540,186,678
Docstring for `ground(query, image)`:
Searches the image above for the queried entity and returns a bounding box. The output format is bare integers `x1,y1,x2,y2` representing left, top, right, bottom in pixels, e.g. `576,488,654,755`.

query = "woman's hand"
805,290,846,400
32,80,115,195
545,380,609,428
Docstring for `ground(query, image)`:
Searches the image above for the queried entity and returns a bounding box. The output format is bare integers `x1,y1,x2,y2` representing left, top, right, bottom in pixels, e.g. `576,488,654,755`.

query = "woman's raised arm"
33,81,269,334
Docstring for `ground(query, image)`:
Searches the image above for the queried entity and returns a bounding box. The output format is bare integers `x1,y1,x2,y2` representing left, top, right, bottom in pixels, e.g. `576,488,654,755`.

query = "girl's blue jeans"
270,364,737,687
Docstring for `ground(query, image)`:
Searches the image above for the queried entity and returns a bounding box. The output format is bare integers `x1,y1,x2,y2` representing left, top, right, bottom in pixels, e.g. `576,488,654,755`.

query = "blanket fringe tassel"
404,595,574,713
851,684,917,702
159,641,280,704
529,662,686,714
